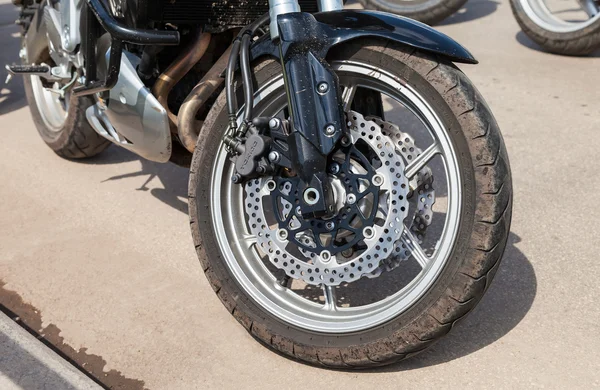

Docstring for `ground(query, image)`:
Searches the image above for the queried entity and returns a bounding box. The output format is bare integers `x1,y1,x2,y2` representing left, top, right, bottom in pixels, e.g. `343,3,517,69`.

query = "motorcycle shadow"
375,231,535,371
85,147,189,214
88,149,534,371
291,231,533,371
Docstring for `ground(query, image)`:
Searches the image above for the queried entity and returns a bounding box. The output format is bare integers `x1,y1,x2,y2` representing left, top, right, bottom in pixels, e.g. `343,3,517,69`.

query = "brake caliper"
228,117,293,184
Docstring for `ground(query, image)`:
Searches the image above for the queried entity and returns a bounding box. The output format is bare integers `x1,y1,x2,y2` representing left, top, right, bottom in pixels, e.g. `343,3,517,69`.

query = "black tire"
22,38,110,159
358,0,468,25
510,0,600,55
189,40,512,368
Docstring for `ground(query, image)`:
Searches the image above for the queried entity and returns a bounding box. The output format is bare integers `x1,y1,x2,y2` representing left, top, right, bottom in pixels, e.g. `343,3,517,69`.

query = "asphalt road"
1,0,600,389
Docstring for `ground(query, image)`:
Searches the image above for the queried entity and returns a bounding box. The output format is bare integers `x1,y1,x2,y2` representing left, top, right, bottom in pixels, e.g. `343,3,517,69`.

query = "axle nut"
303,188,320,205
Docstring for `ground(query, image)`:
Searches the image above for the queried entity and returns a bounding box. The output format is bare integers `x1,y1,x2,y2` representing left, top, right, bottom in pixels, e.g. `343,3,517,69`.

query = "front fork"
269,0,345,218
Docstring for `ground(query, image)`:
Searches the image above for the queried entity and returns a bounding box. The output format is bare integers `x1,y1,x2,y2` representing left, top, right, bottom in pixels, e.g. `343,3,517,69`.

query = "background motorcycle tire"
510,0,600,55
357,0,469,25
22,32,110,159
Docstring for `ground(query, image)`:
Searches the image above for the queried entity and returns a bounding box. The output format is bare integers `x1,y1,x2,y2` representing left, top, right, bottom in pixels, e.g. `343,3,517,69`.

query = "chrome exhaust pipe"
152,30,211,132
177,44,233,153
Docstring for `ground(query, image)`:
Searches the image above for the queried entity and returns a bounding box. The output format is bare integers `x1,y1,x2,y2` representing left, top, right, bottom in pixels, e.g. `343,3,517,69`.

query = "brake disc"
243,110,438,285
244,111,412,285
368,117,436,277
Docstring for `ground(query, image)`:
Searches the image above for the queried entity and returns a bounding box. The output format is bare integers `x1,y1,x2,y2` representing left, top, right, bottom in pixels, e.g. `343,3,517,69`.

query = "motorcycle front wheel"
189,40,512,367
511,0,600,55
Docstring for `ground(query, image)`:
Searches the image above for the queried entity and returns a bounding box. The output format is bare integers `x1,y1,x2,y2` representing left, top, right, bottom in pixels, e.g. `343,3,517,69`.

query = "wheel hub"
268,140,383,256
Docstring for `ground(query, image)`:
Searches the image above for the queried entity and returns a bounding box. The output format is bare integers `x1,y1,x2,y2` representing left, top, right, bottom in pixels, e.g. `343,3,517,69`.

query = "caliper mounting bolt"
268,151,280,162
269,118,280,129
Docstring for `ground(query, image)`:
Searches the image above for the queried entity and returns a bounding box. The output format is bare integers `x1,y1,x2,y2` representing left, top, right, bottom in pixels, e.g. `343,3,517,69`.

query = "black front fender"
251,10,477,64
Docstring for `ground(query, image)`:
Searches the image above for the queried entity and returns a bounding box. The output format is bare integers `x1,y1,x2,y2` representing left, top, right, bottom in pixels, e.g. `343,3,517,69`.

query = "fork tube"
268,0,301,39
317,0,343,12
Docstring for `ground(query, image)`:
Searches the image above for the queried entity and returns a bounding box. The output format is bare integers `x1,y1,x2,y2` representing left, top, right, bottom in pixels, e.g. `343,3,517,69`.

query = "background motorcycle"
10,0,512,367
358,0,468,25
511,0,600,55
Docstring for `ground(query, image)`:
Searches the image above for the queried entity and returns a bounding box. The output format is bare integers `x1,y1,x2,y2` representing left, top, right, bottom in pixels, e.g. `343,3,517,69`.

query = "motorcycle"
511,0,600,55
358,0,468,25
8,0,512,367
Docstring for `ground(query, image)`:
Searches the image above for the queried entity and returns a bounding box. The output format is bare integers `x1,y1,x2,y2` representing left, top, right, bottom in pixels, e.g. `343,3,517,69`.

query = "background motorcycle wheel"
510,0,600,55
189,39,512,368
357,0,468,25
22,32,110,159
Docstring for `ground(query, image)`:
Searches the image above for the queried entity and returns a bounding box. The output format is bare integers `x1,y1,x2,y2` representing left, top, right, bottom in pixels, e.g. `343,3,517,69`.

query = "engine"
147,0,320,32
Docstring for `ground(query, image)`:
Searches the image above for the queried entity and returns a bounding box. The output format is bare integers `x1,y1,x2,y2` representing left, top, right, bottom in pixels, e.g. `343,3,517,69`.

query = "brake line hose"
225,13,270,140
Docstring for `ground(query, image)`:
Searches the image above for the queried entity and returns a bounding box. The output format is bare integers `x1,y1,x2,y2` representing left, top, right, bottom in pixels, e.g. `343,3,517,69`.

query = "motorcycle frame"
54,0,477,179
72,0,179,97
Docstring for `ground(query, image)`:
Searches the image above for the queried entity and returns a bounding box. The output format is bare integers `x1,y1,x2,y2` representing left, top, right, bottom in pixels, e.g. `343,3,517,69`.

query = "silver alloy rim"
30,75,68,131
210,60,462,333
519,0,600,33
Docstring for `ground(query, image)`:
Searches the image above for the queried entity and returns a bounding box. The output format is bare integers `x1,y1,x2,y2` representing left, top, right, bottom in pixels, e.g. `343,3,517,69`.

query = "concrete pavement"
0,311,101,390
1,0,600,389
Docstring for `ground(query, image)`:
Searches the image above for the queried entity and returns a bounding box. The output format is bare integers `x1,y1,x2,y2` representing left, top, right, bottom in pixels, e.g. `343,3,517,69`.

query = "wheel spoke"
323,285,337,311
212,61,464,333
240,233,257,248
341,84,357,112
401,227,430,269
577,0,599,17
404,142,441,179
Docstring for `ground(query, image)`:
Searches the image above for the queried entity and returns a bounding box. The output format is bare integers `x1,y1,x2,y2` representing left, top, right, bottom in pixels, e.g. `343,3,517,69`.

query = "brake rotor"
244,111,412,286
368,117,436,277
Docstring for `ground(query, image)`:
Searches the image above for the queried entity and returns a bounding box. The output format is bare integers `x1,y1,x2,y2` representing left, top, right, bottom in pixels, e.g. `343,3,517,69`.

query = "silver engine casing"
85,51,172,163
